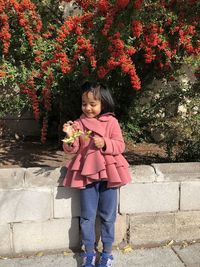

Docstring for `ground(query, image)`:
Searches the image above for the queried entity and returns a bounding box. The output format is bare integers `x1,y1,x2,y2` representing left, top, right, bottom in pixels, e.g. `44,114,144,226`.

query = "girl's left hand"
63,121,75,137
93,136,105,149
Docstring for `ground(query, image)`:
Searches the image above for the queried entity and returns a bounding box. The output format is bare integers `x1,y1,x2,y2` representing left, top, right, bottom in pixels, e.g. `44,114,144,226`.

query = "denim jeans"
80,181,118,253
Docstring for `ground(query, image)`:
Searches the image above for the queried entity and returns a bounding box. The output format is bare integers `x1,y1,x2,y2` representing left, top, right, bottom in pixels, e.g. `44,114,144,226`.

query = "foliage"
176,141,200,162
0,85,30,117
121,65,200,161
0,0,199,145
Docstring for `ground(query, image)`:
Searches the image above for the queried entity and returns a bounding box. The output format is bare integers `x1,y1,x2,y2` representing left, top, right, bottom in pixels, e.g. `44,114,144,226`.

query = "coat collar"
80,113,114,136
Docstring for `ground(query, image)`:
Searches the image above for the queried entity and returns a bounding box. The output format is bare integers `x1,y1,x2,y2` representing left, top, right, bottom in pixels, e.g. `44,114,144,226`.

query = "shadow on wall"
56,167,81,256
56,167,101,259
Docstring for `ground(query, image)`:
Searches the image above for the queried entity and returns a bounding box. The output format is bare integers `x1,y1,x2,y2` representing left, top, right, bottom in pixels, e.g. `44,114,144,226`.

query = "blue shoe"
97,252,113,267
81,251,96,267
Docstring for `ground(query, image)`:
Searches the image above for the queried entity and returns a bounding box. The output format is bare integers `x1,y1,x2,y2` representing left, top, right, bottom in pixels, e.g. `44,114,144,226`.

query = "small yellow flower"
62,130,92,144
122,245,133,253
83,130,93,141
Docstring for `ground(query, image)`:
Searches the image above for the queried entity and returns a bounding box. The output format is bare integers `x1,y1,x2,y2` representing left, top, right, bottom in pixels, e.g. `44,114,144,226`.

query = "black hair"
81,81,115,114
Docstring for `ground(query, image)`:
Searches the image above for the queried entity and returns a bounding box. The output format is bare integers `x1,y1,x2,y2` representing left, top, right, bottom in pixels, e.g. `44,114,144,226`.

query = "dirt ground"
0,137,168,168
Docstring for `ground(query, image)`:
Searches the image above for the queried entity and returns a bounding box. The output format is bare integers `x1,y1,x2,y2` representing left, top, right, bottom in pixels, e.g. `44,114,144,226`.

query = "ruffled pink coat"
63,113,131,188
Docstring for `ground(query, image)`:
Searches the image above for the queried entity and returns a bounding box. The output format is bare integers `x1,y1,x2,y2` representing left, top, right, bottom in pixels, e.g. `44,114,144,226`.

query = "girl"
62,82,131,267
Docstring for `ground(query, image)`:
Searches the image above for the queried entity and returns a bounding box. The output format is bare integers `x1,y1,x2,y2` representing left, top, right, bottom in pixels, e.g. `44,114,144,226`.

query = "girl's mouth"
85,112,94,116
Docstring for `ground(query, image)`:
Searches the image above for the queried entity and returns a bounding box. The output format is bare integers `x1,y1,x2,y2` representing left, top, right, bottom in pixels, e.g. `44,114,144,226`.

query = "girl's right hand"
62,121,75,137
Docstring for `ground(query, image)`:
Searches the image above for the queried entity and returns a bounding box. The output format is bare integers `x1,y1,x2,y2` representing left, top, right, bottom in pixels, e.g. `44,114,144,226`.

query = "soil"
0,137,168,168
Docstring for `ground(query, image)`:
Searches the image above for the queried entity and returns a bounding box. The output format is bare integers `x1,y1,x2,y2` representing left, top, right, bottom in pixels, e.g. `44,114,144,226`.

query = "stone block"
53,187,80,218
129,213,175,246
180,181,200,210
95,214,127,249
129,165,156,183
0,168,25,189
0,188,52,223
175,211,200,241
120,182,179,213
152,162,200,182
25,167,66,187
0,224,13,255
13,218,80,253
114,214,127,246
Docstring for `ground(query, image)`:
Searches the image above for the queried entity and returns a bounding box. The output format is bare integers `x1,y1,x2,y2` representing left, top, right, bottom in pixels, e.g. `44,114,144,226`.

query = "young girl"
62,82,131,267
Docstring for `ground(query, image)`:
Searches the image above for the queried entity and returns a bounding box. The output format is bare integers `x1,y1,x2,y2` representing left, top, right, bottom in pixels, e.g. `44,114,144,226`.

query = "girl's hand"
93,136,105,149
62,121,75,137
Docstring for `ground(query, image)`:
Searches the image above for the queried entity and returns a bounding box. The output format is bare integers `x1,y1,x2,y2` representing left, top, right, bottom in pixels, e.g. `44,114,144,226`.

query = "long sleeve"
101,118,125,155
63,138,80,154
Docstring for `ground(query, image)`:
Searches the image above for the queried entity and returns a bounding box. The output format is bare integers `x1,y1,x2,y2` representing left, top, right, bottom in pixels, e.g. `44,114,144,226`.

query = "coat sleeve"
62,119,81,154
63,138,80,154
101,118,125,155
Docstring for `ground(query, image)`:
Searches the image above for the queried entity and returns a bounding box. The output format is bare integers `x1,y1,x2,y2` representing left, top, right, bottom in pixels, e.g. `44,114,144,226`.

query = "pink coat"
63,113,131,188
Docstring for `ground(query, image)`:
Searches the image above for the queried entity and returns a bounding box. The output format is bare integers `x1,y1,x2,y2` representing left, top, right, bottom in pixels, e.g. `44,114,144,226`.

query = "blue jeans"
80,181,118,253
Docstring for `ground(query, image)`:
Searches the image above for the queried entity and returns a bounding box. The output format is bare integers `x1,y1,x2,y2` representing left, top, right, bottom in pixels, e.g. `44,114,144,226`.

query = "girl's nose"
85,105,91,111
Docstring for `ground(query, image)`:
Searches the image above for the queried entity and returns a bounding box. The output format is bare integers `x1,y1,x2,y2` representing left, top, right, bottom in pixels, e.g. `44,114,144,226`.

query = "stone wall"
0,163,200,256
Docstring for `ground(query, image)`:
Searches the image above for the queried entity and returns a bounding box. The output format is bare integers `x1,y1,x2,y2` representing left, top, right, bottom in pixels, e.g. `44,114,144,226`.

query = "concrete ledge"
129,165,156,183
129,211,200,246
152,162,200,182
0,162,200,255
0,168,25,189
24,167,65,187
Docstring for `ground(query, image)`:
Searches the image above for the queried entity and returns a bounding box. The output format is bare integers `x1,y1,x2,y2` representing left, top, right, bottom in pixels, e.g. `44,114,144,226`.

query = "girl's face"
82,91,102,118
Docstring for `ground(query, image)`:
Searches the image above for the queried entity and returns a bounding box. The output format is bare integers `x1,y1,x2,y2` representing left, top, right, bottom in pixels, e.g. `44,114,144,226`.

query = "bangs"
81,82,115,113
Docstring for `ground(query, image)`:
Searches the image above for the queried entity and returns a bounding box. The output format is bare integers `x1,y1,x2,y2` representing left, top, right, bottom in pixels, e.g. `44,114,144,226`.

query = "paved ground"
0,242,200,267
